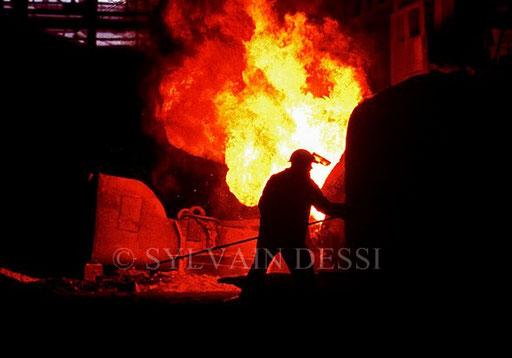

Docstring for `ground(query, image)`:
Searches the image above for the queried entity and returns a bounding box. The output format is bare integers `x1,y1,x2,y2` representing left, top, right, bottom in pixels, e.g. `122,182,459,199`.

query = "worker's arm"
310,182,348,219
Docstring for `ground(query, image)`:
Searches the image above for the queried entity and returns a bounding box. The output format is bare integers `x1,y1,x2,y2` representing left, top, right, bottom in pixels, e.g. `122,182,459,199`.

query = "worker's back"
258,167,318,248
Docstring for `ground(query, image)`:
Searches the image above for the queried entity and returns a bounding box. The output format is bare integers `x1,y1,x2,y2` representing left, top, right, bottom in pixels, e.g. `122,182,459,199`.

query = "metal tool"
154,217,338,267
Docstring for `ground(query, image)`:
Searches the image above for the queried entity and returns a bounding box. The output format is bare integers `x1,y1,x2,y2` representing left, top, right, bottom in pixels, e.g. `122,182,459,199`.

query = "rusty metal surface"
91,173,259,274
91,174,180,268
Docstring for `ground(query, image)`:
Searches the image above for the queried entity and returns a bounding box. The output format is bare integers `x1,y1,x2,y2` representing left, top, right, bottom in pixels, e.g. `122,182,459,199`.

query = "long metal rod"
157,217,337,266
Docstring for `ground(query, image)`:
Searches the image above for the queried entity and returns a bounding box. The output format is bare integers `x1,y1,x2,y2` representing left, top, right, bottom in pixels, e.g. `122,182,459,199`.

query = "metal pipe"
155,217,338,267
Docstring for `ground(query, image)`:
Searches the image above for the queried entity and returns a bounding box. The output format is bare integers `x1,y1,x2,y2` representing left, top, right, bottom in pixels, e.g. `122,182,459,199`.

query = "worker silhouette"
239,149,347,303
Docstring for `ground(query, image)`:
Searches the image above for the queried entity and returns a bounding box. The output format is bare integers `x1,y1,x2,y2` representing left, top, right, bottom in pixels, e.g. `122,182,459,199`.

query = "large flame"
158,0,370,209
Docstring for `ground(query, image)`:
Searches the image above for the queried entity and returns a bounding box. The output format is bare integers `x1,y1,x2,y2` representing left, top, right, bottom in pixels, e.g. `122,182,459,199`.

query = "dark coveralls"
241,167,346,299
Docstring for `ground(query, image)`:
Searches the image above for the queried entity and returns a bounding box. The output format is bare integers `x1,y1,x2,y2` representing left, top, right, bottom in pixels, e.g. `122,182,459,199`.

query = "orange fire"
158,0,370,209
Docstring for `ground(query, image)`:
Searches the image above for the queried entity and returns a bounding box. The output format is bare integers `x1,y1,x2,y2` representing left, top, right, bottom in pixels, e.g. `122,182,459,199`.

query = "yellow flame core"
214,2,365,207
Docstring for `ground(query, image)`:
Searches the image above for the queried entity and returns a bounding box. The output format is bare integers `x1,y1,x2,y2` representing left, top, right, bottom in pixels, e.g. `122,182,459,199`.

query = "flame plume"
158,0,370,208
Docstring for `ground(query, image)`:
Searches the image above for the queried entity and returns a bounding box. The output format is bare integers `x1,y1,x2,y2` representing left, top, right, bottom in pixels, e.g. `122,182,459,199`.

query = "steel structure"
0,0,157,47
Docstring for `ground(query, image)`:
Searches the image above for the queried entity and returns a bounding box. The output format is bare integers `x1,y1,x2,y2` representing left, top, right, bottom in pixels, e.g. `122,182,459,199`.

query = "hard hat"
289,149,317,165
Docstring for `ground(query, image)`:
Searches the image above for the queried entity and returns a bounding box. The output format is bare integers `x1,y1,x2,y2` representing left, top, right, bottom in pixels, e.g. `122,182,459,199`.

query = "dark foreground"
1,266,475,315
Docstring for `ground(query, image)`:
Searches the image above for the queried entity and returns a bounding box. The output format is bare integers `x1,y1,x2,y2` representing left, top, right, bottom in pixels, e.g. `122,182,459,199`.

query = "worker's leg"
281,248,316,297
239,247,279,301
